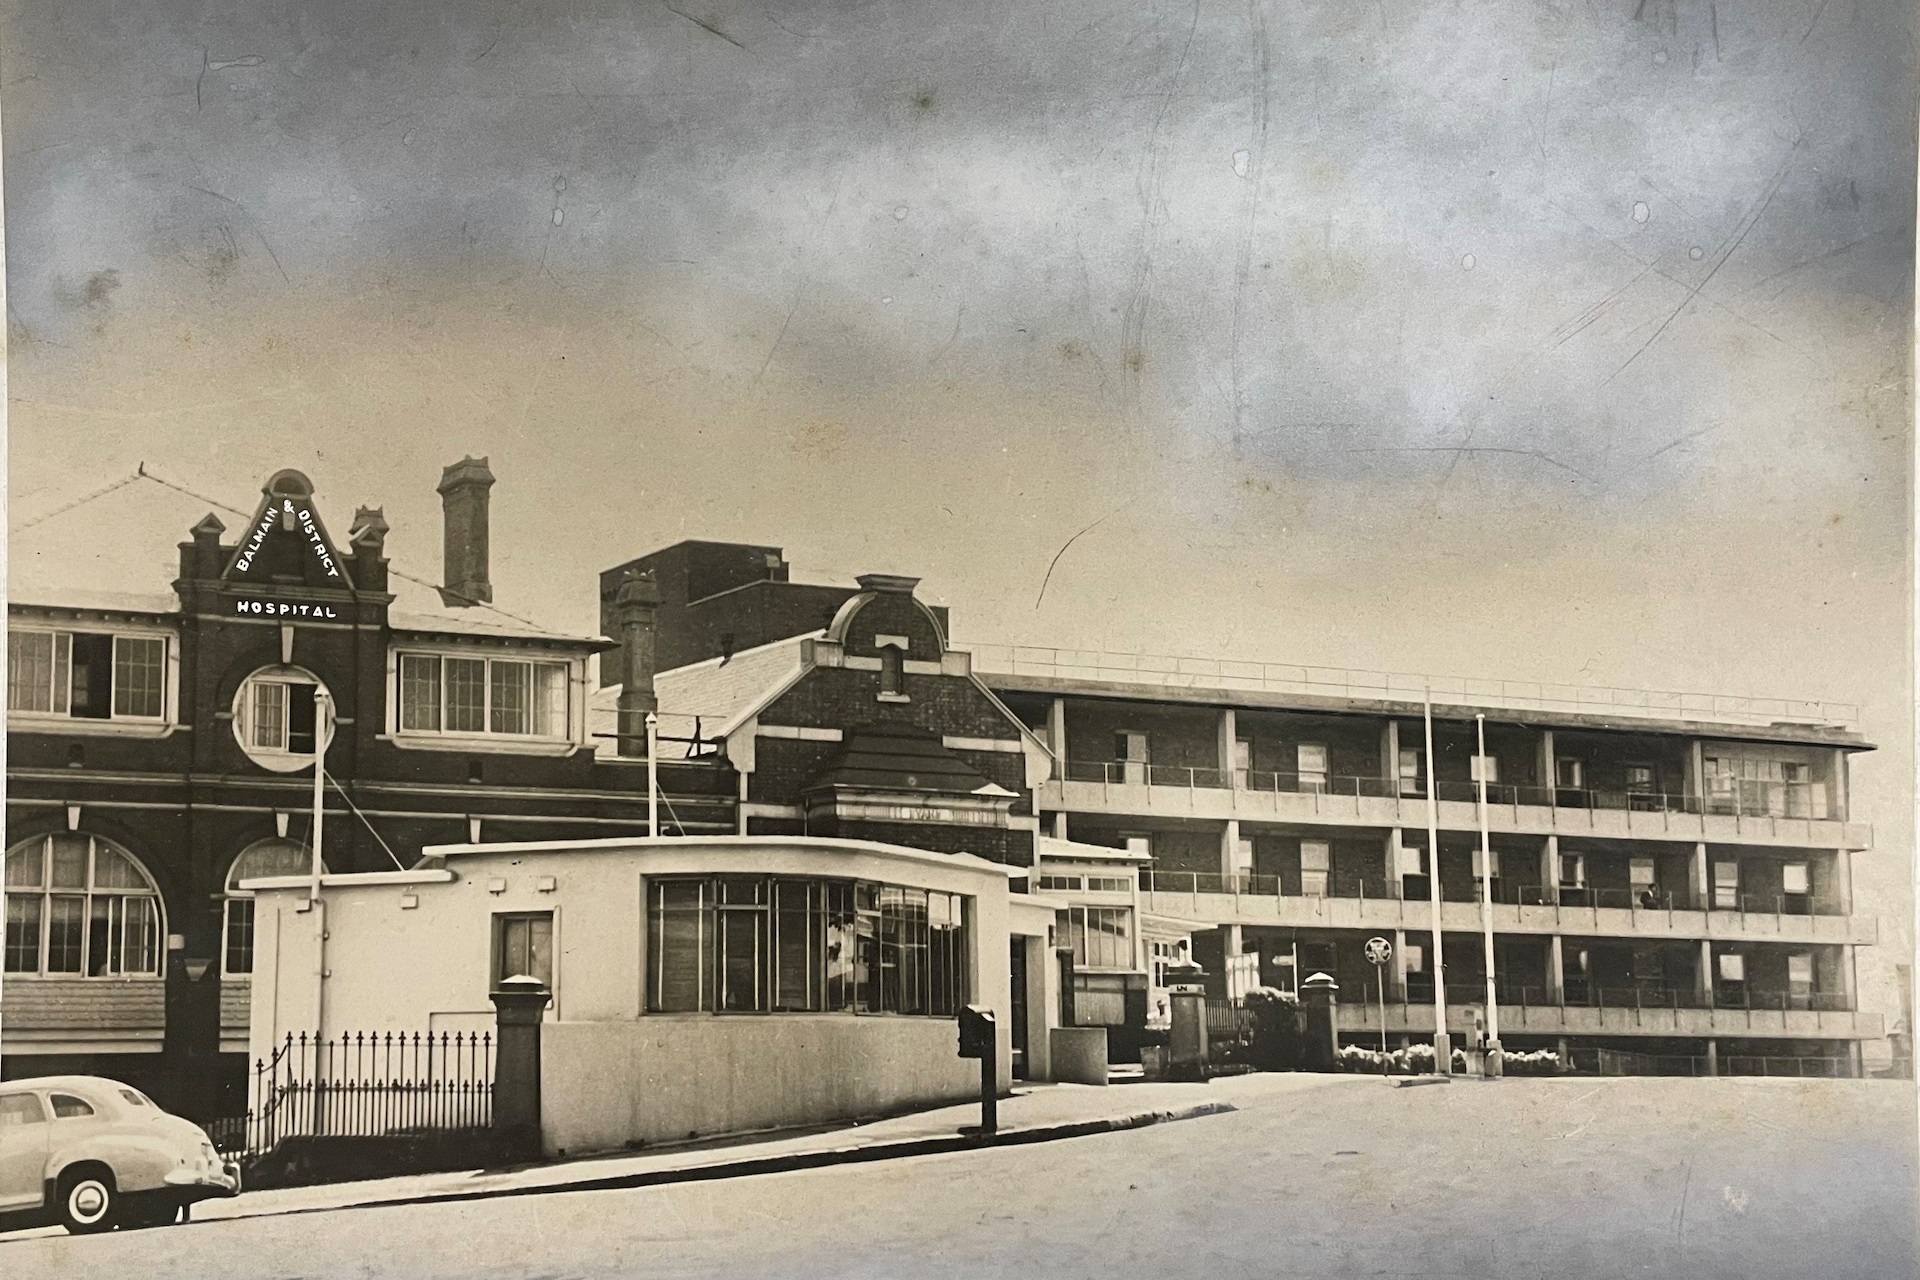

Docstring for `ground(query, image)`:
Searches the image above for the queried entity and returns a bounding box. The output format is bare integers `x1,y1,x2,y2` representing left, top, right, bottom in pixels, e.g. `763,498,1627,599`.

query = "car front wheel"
57,1167,118,1234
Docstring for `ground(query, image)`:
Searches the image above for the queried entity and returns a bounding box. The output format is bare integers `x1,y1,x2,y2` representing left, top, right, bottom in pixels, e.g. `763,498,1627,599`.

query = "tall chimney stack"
437,456,495,607
612,572,661,758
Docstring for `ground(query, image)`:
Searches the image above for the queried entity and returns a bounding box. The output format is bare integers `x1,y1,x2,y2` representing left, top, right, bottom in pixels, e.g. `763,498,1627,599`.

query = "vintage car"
0,1075,240,1233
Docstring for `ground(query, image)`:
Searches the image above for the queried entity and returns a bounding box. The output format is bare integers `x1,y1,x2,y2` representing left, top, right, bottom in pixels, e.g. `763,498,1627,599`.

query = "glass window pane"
7,631,53,712
5,841,44,889
716,902,766,1012
446,658,486,733
532,664,567,737
854,903,880,1013
92,844,148,891
46,897,85,973
1783,863,1811,895
400,655,442,732
87,895,119,976
825,882,855,1012
225,898,256,975
650,881,709,1012
774,880,821,1012
4,896,42,973
490,661,531,735
230,839,314,887
251,681,286,749
49,834,88,889
112,637,165,718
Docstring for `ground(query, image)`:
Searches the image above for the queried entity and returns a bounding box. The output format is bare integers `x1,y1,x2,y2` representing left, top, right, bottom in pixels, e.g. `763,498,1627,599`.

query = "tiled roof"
808,727,1004,796
653,632,820,735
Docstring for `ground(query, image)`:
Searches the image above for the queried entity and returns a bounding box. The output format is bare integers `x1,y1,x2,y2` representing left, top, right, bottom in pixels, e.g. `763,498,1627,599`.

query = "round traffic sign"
1364,936,1393,966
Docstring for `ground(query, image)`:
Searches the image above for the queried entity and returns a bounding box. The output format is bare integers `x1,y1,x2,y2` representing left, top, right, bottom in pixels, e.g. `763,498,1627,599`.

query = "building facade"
982,649,1880,1075
2,465,735,1119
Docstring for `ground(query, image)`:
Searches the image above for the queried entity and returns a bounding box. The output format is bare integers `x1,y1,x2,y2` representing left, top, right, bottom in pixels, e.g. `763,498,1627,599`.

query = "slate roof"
652,631,821,734
806,727,1010,797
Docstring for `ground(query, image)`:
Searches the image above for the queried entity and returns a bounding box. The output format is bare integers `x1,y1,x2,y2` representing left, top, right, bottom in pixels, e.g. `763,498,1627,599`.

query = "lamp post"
1423,686,1451,1075
1476,714,1503,1078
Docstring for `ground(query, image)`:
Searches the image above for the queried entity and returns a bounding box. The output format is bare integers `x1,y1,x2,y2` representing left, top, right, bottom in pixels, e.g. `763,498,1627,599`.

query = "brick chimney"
184,513,226,580
612,572,661,758
437,457,495,606
349,506,390,593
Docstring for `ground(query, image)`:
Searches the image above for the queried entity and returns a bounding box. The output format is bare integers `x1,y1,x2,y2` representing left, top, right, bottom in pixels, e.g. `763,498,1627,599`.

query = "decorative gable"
224,470,355,590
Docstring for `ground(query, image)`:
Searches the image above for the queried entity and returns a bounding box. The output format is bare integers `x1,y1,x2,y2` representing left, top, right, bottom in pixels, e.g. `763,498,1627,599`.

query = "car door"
0,1092,51,1212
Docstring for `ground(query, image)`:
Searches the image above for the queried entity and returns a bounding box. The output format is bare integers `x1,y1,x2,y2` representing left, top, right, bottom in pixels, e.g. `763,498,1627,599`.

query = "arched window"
222,839,321,976
3,834,163,977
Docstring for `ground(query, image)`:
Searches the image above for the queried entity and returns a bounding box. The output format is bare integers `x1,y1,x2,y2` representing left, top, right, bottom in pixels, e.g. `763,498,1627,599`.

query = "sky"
4,2,1914,1008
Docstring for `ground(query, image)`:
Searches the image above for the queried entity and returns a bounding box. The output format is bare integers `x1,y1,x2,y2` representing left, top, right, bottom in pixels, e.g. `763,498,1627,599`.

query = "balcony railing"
971,644,1860,729
1056,763,1836,822
1390,981,1853,1014
1136,870,1850,919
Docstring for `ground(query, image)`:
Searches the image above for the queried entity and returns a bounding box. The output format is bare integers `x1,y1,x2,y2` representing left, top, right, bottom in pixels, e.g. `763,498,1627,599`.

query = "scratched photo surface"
2,1,1915,1277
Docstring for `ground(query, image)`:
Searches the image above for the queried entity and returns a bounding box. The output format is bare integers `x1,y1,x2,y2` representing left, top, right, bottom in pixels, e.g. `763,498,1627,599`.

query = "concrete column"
1219,708,1239,785
1383,720,1401,788
1047,698,1068,772
1686,740,1705,807
1847,1041,1863,1078
1540,836,1559,906
1221,819,1242,879
1842,945,1858,1011
1704,1038,1719,1077
1225,924,1244,957
1538,729,1556,797
1546,935,1565,1003
1050,812,1068,840
1831,747,1849,821
1691,842,1710,911
1837,848,1854,913
1392,928,1409,999
1696,939,1714,1004
1024,934,1055,1082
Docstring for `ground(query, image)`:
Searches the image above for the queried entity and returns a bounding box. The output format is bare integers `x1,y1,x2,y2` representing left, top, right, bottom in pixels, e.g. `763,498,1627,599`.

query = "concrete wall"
541,1015,975,1154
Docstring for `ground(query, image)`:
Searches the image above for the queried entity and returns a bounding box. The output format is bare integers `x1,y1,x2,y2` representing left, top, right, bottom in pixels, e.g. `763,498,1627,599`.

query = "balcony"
1134,873,1876,945
1334,990,1880,1041
1046,764,1872,850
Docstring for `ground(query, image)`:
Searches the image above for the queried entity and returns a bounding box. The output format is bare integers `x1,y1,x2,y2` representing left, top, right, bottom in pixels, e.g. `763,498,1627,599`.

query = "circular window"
231,665,336,772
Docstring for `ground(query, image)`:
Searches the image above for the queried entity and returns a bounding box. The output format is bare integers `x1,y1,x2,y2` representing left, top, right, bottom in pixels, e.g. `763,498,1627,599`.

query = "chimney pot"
437,457,495,606
855,573,921,596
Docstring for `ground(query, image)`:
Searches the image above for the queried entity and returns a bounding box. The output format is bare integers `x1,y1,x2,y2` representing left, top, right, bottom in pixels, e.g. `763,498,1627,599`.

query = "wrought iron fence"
215,1030,494,1159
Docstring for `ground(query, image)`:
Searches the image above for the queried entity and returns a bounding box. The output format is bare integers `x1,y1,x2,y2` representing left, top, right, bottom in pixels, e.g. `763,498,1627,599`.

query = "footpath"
1,1071,1356,1240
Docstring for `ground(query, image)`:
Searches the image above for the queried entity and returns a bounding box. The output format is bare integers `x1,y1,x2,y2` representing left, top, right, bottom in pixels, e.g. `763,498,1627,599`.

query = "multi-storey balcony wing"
1037,771,1872,851
1335,999,1881,1041
1133,873,1877,946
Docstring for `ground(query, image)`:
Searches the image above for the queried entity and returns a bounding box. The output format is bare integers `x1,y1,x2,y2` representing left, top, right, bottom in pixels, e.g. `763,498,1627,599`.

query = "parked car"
0,1075,240,1234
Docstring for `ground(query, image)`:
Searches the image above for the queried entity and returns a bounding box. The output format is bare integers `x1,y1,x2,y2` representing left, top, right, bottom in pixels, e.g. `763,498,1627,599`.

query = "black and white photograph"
0,2,1915,1276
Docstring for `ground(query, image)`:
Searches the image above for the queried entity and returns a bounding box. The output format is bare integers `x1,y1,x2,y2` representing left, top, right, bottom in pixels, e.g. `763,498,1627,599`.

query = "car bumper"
162,1162,241,1198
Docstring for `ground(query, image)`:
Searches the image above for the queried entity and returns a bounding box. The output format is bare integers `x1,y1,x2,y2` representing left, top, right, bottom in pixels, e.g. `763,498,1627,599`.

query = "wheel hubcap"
70,1182,107,1221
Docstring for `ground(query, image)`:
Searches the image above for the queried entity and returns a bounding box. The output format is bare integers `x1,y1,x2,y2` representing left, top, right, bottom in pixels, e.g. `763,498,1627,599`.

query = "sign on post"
1364,936,1392,1075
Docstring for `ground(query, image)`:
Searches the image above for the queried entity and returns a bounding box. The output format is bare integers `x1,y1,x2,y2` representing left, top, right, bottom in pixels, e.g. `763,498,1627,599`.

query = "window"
50,1094,94,1119
1297,743,1328,792
1403,943,1425,974
1555,757,1584,789
1114,732,1148,784
223,839,319,975
117,1089,149,1108
1470,754,1499,784
1398,748,1423,796
1782,862,1811,896
1038,875,1084,891
232,667,332,771
647,875,966,1017
1713,861,1740,910
1300,841,1331,897
1559,852,1586,888
877,645,905,699
7,629,167,721
0,1094,45,1127
4,834,161,977
1629,857,1656,887
494,912,554,987
1717,952,1746,983
1123,834,1151,858
1787,952,1814,990
396,653,568,739
1088,876,1131,893
1058,906,1133,970
1625,764,1656,792
1704,756,1827,819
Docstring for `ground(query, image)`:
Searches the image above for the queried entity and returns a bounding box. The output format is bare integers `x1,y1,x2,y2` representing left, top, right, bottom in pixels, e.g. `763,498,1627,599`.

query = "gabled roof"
653,631,822,735
807,727,1014,797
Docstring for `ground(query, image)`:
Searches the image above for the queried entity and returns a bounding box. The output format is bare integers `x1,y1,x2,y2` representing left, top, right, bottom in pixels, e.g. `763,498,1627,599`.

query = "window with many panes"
7,628,167,721
493,912,554,986
223,839,320,975
4,834,162,977
1057,905,1133,970
396,653,569,739
647,875,967,1016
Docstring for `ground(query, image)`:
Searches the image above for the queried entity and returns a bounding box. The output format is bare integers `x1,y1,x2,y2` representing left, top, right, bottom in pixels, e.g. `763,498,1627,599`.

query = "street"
9,1075,1914,1279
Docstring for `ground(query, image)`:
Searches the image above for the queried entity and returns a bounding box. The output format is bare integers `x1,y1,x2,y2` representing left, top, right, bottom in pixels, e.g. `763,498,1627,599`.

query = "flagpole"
310,689,332,1041
646,712,660,838
1424,686,1451,1075
1476,714,1502,1077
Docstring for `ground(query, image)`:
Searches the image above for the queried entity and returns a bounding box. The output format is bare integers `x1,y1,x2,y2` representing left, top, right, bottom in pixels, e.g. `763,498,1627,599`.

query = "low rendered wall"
542,1016,976,1156
1049,1027,1110,1085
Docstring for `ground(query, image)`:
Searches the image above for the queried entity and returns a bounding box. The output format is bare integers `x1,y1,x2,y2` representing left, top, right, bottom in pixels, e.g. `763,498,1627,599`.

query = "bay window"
647,875,967,1017
1057,905,1133,970
397,652,569,739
